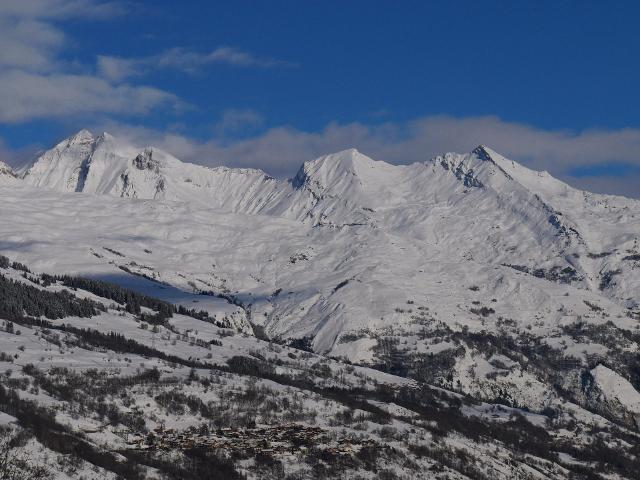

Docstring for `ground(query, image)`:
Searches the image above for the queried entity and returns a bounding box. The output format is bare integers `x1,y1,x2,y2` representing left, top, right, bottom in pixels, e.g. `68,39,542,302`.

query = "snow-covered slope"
5,130,640,432
14,129,640,320
4,260,639,479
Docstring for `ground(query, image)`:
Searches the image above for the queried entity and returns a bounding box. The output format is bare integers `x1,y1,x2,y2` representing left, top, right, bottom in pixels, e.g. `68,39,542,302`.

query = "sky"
0,0,639,198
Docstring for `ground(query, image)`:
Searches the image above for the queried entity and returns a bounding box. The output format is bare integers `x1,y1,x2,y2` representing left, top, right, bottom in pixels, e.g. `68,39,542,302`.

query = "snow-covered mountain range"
1,130,640,478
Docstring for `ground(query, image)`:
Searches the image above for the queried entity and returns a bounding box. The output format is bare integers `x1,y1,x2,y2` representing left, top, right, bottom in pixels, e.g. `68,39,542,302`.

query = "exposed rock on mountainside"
0,161,15,177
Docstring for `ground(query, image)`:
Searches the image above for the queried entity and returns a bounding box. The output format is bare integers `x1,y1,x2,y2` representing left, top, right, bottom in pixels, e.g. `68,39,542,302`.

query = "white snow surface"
591,364,640,415
2,132,640,478
4,131,640,358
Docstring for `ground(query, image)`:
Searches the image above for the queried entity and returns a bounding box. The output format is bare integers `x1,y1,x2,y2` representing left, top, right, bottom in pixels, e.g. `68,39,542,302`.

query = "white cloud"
0,70,180,122
96,115,640,198
0,0,123,71
0,18,65,71
0,0,123,20
96,55,138,82
204,46,290,68
213,109,264,136
568,174,640,199
0,0,183,123
98,47,293,81
391,116,640,173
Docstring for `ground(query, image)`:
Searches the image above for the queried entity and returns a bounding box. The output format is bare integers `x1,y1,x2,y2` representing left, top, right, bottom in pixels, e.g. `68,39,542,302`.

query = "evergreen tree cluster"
0,274,101,320
2,256,217,325
0,255,30,273
55,275,210,323
56,275,172,317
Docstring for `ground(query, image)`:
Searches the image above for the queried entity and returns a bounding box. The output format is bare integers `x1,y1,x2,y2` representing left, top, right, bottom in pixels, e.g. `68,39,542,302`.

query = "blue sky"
0,0,639,197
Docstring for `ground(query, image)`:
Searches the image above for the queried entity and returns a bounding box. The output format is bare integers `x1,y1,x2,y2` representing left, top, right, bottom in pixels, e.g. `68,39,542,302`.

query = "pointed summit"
293,149,357,188
66,129,95,146
22,129,137,192
292,148,388,190
305,148,369,171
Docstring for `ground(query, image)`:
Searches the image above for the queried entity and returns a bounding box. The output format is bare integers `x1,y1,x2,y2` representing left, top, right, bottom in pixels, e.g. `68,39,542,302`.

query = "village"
125,423,379,457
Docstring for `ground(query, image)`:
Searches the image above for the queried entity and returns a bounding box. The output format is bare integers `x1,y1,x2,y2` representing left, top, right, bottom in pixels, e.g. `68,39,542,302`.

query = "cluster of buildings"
126,423,376,457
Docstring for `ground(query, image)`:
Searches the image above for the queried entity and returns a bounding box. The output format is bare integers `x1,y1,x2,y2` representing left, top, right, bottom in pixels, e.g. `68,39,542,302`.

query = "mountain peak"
61,130,119,150
66,129,95,146
305,148,378,172
337,147,361,156
292,148,379,190
310,148,365,167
